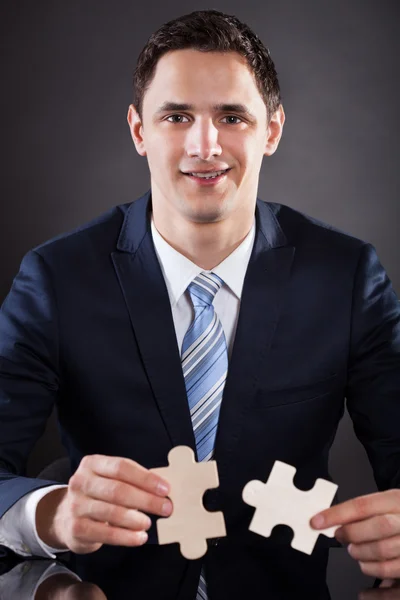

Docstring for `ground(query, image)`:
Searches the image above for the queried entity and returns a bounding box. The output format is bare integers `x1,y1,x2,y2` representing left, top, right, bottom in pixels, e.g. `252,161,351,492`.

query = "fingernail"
139,531,148,544
157,482,169,495
162,500,172,516
359,562,368,574
311,515,325,529
144,516,152,529
347,543,353,555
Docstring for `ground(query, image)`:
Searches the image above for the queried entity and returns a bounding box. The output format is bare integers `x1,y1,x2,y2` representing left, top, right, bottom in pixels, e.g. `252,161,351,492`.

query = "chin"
183,203,226,224
181,196,230,224
190,212,224,224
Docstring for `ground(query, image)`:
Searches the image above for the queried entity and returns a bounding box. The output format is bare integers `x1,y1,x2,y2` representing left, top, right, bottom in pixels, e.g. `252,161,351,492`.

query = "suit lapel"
214,200,295,468
111,191,196,451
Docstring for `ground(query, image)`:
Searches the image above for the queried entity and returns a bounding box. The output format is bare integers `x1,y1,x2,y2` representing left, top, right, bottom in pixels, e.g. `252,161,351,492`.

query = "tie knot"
188,272,224,307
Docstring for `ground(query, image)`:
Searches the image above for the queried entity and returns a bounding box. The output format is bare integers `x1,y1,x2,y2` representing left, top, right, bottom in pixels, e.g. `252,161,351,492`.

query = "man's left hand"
310,489,400,583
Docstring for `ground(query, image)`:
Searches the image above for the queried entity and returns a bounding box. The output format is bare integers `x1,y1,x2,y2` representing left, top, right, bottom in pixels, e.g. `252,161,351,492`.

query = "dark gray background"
1,1,399,597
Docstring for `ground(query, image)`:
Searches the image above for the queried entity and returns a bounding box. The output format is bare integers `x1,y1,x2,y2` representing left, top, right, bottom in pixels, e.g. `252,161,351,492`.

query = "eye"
165,114,243,124
165,114,190,123
221,116,243,125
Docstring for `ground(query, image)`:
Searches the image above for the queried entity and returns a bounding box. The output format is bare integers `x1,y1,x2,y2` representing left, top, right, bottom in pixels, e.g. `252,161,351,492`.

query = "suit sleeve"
345,243,400,490
0,249,65,523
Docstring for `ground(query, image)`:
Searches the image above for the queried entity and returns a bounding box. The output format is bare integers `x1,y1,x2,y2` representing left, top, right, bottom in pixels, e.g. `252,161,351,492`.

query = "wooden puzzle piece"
151,446,226,559
242,460,338,555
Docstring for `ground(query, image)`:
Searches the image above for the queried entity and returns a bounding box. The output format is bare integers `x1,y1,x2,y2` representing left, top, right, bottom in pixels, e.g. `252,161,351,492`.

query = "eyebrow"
154,102,256,121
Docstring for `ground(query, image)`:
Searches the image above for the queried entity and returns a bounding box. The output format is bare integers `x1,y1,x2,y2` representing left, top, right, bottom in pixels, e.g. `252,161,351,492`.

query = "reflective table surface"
0,550,397,600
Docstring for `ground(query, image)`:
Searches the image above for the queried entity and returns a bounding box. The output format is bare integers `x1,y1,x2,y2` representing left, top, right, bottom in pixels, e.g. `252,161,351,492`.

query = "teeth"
190,169,227,179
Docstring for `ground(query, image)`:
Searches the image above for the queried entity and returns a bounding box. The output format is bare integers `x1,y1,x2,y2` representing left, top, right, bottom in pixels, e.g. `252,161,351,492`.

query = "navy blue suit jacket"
0,190,399,598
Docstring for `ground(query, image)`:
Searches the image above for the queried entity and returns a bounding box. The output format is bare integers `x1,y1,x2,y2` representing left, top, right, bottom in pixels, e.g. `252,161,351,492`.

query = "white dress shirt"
0,215,256,560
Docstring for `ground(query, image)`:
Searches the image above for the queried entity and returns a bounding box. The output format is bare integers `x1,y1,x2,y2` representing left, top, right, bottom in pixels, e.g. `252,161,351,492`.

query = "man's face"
128,49,284,224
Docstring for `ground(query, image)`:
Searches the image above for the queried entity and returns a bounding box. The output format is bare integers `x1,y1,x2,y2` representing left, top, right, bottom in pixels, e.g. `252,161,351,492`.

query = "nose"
185,117,222,160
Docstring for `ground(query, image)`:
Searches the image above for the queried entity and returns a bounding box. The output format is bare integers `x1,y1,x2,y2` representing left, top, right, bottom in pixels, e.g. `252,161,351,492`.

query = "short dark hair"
133,9,281,124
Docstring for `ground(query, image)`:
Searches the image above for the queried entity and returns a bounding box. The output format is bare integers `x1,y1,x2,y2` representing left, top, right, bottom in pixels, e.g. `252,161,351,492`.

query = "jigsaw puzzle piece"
242,460,338,555
151,446,226,559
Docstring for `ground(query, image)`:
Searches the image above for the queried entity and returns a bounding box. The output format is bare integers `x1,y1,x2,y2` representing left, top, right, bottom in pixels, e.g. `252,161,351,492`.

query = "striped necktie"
181,271,228,599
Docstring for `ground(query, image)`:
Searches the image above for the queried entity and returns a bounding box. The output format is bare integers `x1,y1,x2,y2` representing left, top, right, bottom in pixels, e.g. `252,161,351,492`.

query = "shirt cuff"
0,485,69,558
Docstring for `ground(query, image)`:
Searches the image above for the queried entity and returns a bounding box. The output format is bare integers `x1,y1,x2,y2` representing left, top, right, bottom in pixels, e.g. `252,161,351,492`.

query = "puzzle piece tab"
151,446,226,559
242,460,338,555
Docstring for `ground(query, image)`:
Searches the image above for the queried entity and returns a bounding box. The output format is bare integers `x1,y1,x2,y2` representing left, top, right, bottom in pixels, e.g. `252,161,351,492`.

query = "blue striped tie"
181,271,228,600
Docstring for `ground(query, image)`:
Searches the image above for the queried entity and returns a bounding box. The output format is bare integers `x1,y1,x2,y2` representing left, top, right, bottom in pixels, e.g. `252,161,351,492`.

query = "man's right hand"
35,454,172,554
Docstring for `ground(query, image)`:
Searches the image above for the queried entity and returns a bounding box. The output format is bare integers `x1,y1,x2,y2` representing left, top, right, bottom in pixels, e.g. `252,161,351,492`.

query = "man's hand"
310,489,400,582
36,454,172,554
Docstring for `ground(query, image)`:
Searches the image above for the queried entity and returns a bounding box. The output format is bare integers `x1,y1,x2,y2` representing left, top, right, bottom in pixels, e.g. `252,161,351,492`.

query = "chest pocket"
255,373,339,409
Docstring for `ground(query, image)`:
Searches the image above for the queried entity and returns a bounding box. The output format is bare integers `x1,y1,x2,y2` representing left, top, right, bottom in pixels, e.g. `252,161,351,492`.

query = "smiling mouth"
183,168,231,180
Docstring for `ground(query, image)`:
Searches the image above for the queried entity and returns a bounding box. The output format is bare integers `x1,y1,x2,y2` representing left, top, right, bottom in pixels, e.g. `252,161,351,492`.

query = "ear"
127,104,147,157
264,104,285,156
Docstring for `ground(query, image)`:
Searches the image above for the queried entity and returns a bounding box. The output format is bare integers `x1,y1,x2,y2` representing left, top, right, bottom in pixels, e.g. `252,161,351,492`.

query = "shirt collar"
150,215,256,306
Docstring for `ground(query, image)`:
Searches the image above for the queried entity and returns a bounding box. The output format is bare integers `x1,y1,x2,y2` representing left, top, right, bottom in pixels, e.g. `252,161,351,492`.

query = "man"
0,8,399,599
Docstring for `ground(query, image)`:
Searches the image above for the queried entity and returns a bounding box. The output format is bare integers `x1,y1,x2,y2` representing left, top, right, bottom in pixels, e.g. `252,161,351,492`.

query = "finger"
80,455,170,496
74,495,153,531
348,535,400,562
336,515,400,545
311,490,400,530
358,557,400,580
70,473,173,518
71,517,149,548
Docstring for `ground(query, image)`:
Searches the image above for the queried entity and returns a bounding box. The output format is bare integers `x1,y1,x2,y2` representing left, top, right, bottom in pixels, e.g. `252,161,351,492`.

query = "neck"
152,202,255,271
